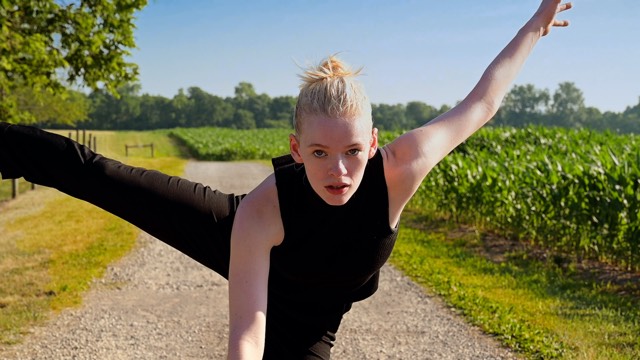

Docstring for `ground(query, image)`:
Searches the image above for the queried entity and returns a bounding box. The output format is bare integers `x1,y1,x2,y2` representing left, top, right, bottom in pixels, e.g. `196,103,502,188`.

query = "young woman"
0,1,572,359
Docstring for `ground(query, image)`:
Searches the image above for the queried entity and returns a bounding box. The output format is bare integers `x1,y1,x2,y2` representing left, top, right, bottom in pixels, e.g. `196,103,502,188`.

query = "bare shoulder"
232,173,284,248
379,137,435,227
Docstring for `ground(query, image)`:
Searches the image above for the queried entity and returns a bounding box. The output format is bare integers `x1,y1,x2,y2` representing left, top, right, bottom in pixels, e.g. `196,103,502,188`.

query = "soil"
0,160,518,359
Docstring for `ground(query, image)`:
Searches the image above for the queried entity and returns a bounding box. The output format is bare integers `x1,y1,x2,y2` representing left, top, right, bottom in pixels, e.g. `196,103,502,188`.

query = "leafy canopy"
0,0,147,124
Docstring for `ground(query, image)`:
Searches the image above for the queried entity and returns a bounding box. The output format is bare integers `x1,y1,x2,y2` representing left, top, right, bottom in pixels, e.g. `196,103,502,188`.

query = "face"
289,114,378,206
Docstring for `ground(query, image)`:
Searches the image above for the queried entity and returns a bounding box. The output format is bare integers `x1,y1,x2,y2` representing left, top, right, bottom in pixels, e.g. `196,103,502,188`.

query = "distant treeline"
40,81,640,133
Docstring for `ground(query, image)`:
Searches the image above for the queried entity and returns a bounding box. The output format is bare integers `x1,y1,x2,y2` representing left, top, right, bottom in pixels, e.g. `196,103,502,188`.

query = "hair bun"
299,54,361,86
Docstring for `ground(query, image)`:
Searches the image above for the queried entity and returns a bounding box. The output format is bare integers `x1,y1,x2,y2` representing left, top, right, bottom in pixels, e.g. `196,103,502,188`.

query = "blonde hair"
293,55,372,134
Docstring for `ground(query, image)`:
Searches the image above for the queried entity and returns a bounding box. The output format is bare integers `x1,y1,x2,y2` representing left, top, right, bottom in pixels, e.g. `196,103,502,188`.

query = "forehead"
298,114,372,145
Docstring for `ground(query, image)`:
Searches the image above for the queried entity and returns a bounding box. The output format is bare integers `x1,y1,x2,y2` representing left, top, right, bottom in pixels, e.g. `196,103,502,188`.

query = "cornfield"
171,127,290,161
413,126,640,270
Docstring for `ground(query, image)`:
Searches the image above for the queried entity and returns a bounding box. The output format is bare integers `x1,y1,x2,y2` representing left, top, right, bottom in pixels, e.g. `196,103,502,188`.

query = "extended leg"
0,122,239,277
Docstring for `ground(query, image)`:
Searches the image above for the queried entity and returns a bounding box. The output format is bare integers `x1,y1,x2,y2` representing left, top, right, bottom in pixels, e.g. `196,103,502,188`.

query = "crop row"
171,127,291,160
413,126,640,270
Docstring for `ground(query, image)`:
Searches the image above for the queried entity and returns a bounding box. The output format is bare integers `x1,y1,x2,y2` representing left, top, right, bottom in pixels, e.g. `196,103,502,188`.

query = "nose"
328,158,347,177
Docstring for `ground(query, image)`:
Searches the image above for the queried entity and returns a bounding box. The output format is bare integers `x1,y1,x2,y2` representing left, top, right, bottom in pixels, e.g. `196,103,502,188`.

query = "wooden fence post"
125,143,154,157
11,179,18,199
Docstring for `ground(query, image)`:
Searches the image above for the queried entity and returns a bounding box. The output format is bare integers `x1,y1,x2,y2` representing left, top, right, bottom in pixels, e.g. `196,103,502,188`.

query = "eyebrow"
307,143,363,149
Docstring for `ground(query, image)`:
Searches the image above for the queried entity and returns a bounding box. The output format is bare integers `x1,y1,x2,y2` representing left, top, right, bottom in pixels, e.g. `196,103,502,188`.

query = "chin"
321,193,353,207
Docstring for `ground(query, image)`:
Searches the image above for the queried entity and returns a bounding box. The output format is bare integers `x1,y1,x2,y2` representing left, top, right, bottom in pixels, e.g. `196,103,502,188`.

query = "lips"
325,183,350,195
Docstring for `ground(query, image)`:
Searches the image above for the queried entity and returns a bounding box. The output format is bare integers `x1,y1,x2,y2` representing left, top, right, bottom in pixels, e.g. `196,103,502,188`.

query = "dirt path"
0,161,517,359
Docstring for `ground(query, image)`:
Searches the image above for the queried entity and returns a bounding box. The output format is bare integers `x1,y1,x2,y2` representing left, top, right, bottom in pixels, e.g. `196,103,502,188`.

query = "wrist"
521,17,546,39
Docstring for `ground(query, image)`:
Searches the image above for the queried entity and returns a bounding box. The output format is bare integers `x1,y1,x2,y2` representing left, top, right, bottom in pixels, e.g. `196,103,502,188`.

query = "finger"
553,19,570,27
557,2,573,13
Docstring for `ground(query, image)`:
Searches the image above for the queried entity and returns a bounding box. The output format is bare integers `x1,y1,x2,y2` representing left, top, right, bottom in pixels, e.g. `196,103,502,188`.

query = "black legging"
0,122,241,277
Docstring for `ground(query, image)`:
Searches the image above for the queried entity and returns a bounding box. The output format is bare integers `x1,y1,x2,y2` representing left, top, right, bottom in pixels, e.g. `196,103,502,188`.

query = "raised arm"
382,0,572,220
227,175,283,360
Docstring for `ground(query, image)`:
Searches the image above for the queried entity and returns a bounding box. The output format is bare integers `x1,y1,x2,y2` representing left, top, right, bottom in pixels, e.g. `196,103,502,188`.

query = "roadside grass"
0,180,35,203
391,211,640,360
47,128,188,161
0,129,187,345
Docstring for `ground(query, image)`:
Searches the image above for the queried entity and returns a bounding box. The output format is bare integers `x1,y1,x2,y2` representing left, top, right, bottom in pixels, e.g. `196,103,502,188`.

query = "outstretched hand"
533,0,573,36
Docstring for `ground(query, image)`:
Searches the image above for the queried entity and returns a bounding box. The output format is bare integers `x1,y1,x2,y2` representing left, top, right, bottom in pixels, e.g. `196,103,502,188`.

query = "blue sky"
130,0,639,113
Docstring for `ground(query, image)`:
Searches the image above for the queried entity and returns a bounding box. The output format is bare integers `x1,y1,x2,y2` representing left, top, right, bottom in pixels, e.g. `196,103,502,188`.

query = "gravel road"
0,160,518,359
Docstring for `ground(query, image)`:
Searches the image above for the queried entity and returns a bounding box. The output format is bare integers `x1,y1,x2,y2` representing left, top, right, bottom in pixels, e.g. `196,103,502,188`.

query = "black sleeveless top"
269,149,398,306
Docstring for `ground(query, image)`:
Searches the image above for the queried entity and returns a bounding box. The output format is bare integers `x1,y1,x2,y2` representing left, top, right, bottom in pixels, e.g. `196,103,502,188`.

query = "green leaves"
0,0,147,123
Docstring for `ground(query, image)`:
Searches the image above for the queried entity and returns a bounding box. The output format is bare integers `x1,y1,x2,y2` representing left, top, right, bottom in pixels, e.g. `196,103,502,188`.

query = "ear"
289,133,304,163
368,127,379,159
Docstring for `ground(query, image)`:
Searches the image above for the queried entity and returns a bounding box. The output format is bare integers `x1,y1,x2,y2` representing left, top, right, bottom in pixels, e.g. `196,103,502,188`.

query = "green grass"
0,129,187,345
391,212,640,359
0,180,34,202
9,196,139,310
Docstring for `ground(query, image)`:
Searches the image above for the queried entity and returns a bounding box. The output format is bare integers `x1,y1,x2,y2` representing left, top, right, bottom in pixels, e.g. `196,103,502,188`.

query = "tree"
623,97,640,120
267,95,296,128
14,83,89,126
137,94,172,129
169,89,193,128
87,84,141,129
186,86,233,127
405,101,439,128
229,109,256,129
372,103,407,131
232,82,271,128
494,84,550,126
233,82,257,103
0,0,147,124
616,97,640,133
549,82,586,127
246,94,271,128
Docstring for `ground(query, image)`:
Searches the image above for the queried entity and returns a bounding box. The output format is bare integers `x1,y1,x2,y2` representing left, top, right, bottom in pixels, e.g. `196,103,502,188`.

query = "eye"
313,150,327,158
346,149,362,156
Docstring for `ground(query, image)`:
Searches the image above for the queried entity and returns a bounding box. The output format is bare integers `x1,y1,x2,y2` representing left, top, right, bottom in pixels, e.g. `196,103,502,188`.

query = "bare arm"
382,0,572,221
227,175,282,360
